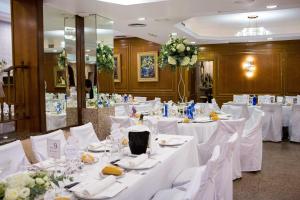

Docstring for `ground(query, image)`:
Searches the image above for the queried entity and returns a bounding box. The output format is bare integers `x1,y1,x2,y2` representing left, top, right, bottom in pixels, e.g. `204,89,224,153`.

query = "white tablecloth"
46,112,67,131
65,135,198,200
222,104,292,127
129,116,218,144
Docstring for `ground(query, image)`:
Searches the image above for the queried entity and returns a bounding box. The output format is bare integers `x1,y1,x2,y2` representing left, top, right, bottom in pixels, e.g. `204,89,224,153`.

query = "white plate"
158,138,185,146
116,158,159,170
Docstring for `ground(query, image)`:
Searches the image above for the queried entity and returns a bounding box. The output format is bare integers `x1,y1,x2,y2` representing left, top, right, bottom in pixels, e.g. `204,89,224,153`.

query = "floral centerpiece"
158,35,198,69
57,48,67,69
158,35,198,102
0,171,72,200
96,43,114,72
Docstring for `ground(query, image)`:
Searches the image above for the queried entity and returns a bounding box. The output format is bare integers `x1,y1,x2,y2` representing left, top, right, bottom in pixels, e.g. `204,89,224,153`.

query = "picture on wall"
54,67,67,88
114,54,121,82
137,51,158,82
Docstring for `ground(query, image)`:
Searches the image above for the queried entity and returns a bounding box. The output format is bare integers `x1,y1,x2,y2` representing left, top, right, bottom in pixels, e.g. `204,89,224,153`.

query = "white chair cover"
0,140,30,179
134,96,147,102
289,104,300,142
212,98,220,111
218,119,245,180
297,95,300,104
70,122,100,150
157,119,178,135
276,96,284,103
154,97,161,102
261,104,282,142
285,96,296,105
226,104,249,120
114,103,130,116
155,146,220,200
215,133,238,200
241,109,264,171
30,130,66,162
233,94,249,104
110,116,132,129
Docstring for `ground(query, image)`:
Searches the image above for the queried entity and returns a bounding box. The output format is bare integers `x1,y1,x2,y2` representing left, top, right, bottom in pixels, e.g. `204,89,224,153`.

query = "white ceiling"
2,0,300,44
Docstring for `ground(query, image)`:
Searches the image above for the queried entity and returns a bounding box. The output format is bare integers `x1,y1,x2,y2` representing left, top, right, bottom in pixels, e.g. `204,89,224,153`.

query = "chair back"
244,108,264,135
212,98,220,111
228,104,249,119
70,122,100,150
114,103,130,116
110,116,132,128
157,119,178,135
233,94,249,104
276,96,284,104
30,130,66,162
289,104,300,142
0,140,30,179
297,95,300,104
184,145,220,200
134,96,147,102
261,104,282,141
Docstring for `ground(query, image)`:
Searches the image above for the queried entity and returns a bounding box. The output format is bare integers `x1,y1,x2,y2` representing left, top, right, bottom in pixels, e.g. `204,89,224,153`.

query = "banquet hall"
1,0,300,199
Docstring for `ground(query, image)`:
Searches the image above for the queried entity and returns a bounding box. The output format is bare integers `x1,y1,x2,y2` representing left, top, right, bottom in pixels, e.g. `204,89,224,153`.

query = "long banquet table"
36,134,199,200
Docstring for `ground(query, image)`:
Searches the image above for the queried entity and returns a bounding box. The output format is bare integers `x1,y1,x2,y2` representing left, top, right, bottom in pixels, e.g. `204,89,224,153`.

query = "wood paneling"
198,40,300,105
11,0,44,136
114,38,178,101
44,53,66,93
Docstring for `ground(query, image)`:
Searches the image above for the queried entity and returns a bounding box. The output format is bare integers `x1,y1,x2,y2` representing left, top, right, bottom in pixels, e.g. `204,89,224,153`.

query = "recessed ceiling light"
138,17,146,21
266,5,277,9
191,41,196,44
267,37,273,41
171,32,177,36
97,0,167,5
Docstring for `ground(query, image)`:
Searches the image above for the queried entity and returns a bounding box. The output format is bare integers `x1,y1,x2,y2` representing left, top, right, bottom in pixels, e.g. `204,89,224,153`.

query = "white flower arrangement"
96,42,114,72
158,35,198,69
0,171,72,200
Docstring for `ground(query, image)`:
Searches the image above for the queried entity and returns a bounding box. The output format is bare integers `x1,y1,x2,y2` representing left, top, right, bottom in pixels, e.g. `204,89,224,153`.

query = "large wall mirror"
43,5,78,131
84,15,114,108
0,0,16,143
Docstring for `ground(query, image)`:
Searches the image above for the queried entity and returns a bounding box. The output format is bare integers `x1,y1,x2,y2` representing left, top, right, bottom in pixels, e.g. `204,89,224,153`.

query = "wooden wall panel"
199,40,300,105
114,38,178,101
11,0,44,136
285,52,300,95
43,53,66,93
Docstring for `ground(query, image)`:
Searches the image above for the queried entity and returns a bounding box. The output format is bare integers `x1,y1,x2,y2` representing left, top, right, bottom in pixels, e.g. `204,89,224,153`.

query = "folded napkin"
128,154,148,168
72,176,116,197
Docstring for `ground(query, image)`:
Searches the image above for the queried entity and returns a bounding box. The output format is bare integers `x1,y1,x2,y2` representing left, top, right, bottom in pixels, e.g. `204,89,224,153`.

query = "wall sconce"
242,56,256,78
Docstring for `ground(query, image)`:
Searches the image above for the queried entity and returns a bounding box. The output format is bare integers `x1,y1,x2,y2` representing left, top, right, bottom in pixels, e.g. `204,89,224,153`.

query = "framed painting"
54,67,67,88
137,51,158,82
114,54,121,82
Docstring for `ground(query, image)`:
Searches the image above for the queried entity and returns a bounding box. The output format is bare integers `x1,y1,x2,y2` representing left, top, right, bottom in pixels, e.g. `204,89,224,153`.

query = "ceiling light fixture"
171,32,177,36
236,15,271,37
97,0,166,5
266,5,277,9
138,17,146,21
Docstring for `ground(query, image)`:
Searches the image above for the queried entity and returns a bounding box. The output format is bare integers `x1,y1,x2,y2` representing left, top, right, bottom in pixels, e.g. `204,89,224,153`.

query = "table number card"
47,138,61,159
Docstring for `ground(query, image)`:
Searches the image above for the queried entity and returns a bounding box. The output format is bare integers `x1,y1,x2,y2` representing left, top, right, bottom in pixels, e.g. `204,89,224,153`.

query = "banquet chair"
30,129,67,162
212,98,221,111
0,140,30,179
240,108,264,171
276,96,284,104
261,104,282,142
297,95,300,104
285,96,296,105
134,96,147,102
225,104,249,120
110,116,132,128
70,122,100,150
152,145,221,200
157,119,178,135
289,104,300,142
114,103,130,116
218,119,245,180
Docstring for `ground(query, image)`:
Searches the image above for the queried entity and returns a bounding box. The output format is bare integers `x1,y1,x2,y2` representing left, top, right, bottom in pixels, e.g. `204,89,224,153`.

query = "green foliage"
0,182,6,199
158,35,198,69
96,43,114,72
57,48,67,69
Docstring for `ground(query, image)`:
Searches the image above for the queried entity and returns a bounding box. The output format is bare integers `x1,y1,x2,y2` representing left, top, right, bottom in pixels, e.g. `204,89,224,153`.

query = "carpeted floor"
234,141,300,200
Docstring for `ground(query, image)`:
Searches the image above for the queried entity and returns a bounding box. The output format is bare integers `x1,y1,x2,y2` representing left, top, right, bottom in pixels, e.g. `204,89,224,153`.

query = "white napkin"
88,142,102,149
74,176,117,197
128,154,148,168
